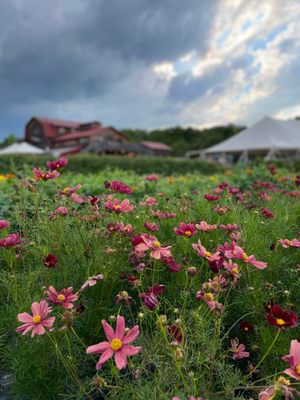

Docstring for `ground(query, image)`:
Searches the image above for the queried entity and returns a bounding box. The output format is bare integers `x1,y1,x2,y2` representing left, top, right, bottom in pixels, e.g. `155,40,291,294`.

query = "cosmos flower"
225,242,267,269
140,197,158,207
230,338,250,360
16,300,55,337
104,198,135,213
174,222,196,238
134,234,172,260
0,219,10,229
195,220,218,232
46,286,78,309
279,239,300,248
79,274,104,292
33,167,60,180
0,233,23,247
105,180,132,194
282,340,300,381
49,206,68,219
144,175,159,181
86,315,141,370
266,304,297,329
46,157,68,171
43,253,58,268
204,193,221,201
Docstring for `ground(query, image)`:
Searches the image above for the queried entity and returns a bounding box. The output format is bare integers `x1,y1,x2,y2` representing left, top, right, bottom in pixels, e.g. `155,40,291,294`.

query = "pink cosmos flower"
195,220,217,232
140,284,165,310
70,192,84,204
0,233,23,247
174,222,196,237
279,239,300,248
144,175,159,181
46,157,68,170
134,234,172,260
0,219,10,229
33,167,60,180
225,242,267,269
151,210,177,219
144,221,159,232
16,300,55,337
88,196,99,211
196,291,223,311
46,286,78,309
79,274,104,292
230,338,249,360
49,206,68,219
224,260,240,283
58,184,81,198
104,198,135,213
219,224,240,231
282,340,300,381
140,197,158,207
86,315,141,370
105,180,132,194
213,206,229,215
259,378,294,400
192,240,220,263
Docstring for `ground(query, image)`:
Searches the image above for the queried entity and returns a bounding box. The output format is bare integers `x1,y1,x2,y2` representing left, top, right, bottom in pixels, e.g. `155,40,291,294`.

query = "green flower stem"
242,329,281,383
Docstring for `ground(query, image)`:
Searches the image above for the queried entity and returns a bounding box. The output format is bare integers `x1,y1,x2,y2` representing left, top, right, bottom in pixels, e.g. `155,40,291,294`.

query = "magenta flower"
261,208,274,219
192,239,220,263
46,286,78,308
86,315,141,370
16,300,55,337
225,242,267,269
104,198,135,213
195,220,217,232
33,167,60,180
219,224,240,231
140,284,165,310
282,340,300,381
105,180,132,194
79,274,104,292
58,184,81,198
196,291,223,311
43,253,58,268
0,233,23,247
279,239,300,248
0,219,10,229
204,193,220,201
46,157,68,170
230,338,249,360
174,222,196,238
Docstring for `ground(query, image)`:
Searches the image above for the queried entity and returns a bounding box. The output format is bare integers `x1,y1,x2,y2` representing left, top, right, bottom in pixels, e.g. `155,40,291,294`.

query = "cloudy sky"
0,0,300,138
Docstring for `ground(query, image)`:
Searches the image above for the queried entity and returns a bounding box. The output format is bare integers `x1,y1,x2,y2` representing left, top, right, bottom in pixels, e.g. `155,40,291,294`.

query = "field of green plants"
0,158,299,400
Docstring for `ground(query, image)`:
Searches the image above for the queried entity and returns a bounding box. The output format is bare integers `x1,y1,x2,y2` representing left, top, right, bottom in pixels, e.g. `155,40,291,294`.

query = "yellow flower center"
153,240,161,248
287,240,292,245
32,315,42,324
114,205,121,210
296,365,300,375
204,293,214,301
185,230,192,236
111,338,123,351
242,252,248,261
57,294,66,302
204,251,211,257
232,267,238,274
276,318,285,326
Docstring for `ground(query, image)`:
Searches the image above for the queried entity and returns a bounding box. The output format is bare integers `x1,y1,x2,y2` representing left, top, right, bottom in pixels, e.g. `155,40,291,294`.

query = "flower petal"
86,342,110,354
122,344,141,356
123,326,140,344
102,319,115,341
96,348,114,369
115,350,127,370
115,316,125,339
17,312,33,323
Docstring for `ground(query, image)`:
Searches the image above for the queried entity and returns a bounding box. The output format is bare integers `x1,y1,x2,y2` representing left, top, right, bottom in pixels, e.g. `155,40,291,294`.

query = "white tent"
186,117,300,161
0,142,45,155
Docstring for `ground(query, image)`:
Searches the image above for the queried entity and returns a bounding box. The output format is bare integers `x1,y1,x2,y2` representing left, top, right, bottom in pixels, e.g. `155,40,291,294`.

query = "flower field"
0,159,300,400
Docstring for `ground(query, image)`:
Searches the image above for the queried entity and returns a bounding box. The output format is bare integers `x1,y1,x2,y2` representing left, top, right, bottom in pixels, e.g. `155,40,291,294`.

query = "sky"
0,0,300,138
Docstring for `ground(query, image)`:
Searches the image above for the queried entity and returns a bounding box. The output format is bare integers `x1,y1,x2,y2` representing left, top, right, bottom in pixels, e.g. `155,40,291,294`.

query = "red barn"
25,117,129,154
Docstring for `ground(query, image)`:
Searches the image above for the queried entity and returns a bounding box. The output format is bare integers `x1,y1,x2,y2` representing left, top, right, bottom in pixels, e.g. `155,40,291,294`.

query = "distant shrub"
0,154,223,175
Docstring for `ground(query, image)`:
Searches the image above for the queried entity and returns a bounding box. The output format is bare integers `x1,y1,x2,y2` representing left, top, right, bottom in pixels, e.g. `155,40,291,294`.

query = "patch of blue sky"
216,28,231,47
250,23,288,50
174,58,198,75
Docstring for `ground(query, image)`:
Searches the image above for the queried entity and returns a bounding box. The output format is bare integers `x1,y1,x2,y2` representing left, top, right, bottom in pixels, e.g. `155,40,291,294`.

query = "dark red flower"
240,321,253,333
204,193,221,202
261,208,274,219
46,157,68,171
43,253,58,268
106,180,132,194
167,324,183,344
266,304,298,329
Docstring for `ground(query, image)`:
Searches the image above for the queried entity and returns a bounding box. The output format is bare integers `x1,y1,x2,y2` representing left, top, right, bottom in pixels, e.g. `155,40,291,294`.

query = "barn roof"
141,141,171,151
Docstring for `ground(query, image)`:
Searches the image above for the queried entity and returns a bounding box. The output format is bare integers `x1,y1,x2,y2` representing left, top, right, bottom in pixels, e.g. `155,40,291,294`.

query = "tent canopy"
0,142,45,155
203,117,300,154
